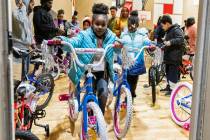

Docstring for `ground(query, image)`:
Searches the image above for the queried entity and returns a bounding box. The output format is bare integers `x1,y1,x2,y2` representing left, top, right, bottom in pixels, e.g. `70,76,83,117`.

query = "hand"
164,41,171,46
58,28,65,35
114,41,122,48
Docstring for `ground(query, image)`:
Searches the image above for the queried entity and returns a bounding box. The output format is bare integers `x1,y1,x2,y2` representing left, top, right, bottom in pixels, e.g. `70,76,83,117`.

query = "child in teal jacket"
120,11,151,101
59,3,120,114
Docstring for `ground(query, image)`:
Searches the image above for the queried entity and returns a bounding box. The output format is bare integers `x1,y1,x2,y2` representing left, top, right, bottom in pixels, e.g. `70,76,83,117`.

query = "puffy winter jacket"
59,28,119,86
163,24,185,65
120,29,151,75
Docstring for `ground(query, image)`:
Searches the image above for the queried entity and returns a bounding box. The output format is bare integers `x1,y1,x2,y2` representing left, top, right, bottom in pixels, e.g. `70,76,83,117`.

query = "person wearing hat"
82,16,91,30
33,0,65,45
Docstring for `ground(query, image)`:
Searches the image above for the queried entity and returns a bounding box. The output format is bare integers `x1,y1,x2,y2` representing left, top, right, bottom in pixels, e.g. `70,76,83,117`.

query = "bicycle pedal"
88,128,97,140
34,109,46,119
120,102,127,109
59,94,70,101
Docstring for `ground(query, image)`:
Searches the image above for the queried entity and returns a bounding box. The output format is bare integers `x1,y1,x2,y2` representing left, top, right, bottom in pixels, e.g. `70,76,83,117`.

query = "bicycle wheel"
15,129,39,140
170,82,192,126
157,63,166,83
149,67,157,105
35,73,54,111
81,102,108,140
113,85,133,139
68,96,79,122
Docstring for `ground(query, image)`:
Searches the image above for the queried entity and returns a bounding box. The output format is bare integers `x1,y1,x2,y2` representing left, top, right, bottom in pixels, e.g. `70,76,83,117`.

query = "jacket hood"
167,24,180,32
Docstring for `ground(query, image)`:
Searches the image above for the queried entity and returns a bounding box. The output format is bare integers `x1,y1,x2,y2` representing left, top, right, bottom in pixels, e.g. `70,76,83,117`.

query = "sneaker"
164,91,172,96
160,85,171,92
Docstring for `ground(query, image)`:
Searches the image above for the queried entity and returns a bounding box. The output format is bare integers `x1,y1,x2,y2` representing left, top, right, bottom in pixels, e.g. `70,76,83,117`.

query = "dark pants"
165,64,179,88
92,72,108,114
127,75,139,99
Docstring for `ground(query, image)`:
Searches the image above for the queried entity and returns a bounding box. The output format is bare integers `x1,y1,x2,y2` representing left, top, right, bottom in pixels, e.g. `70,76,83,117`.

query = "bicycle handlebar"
44,40,114,70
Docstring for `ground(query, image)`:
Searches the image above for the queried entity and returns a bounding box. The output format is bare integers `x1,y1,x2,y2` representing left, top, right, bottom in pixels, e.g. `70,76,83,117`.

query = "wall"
183,0,199,25
140,0,154,29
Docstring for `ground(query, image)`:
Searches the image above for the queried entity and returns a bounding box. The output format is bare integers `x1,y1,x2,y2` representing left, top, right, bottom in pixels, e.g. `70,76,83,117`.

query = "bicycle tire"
15,129,39,140
113,85,133,139
151,68,157,105
170,82,192,126
35,73,54,111
149,66,157,105
81,102,108,140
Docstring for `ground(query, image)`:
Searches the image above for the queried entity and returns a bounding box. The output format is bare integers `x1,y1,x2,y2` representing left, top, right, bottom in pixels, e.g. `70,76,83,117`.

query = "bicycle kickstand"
34,119,50,137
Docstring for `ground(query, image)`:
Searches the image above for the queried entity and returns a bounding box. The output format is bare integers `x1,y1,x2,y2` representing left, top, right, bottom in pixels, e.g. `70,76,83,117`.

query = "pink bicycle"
170,82,192,130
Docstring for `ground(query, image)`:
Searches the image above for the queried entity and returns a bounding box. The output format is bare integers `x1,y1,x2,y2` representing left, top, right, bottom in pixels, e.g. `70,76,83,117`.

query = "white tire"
170,82,192,126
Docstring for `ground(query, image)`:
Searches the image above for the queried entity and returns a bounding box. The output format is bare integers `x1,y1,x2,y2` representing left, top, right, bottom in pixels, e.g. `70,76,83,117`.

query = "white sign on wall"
138,11,151,20
173,0,183,14
171,15,183,25
153,3,163,24
154,0,173,4
133,0,143,10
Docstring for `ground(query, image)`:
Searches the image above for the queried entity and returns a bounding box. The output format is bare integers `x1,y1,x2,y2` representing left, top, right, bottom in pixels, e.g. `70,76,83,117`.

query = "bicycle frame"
112,69,130,109
177,94,192,111
75,72,99,135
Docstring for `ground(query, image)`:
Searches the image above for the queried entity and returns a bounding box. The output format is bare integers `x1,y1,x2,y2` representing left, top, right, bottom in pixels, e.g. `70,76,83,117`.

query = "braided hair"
128,10,139,26
92,3,109,21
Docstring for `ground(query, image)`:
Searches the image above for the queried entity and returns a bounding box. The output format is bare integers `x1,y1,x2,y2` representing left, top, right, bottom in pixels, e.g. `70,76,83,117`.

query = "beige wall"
140,0,154,29
183,0,199,25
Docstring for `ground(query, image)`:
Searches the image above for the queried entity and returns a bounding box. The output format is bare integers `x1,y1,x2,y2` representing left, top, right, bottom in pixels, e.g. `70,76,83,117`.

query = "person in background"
108,6,117,32
13,0,35,48
33,0,65,45
120,11,151,102
181,20,187,32
82,16,91,30
13,0,35,80
65,10,80,37
160,15,185,96
113,6,129,37
185,17,197,54
54,9,67,33
154,16,165,45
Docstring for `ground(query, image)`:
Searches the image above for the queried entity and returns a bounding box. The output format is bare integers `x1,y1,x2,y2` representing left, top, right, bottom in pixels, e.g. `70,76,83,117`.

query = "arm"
169,29,185,46
59,32,84,52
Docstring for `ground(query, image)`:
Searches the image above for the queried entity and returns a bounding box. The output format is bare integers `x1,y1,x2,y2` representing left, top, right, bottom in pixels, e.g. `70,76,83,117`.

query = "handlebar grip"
47,40,62,45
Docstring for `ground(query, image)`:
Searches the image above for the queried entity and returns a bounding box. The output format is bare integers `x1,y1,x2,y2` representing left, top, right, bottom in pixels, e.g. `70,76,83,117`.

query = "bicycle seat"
17,87,26,97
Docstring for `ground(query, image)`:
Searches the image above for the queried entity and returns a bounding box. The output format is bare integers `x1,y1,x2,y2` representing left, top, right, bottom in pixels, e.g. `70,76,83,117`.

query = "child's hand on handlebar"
114,41,123,48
